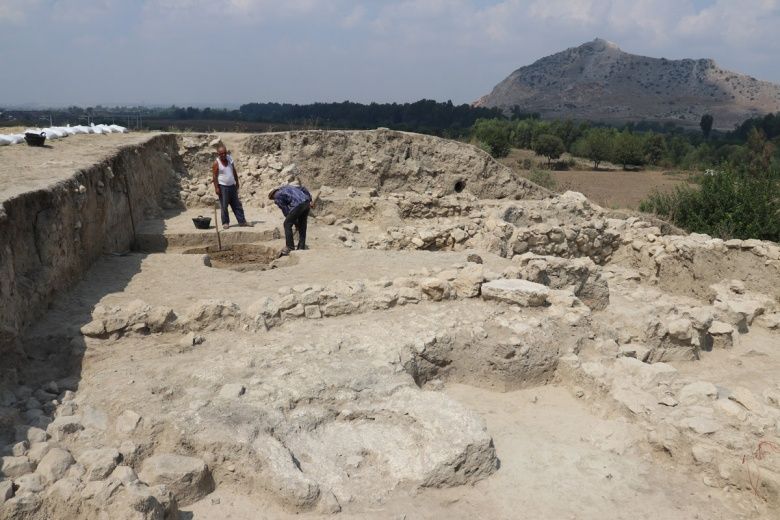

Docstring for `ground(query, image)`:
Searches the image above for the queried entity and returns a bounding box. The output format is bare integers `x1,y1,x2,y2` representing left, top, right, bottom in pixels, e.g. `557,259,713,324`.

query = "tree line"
471,113,780,173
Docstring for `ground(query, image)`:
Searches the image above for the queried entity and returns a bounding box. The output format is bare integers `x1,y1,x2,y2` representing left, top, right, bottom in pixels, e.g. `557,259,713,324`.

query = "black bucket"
25,132,46,147
192,216,211,229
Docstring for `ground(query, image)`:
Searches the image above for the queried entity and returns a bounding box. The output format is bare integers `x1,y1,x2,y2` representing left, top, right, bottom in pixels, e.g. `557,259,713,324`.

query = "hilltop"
476,38,780,129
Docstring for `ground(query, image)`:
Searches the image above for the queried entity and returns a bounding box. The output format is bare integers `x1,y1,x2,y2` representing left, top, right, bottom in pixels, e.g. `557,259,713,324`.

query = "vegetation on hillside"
639,129,779,241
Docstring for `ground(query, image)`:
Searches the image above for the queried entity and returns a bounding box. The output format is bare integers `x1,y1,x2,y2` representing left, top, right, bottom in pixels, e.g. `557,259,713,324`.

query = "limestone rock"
679,382,718,404
707,321,734,349
0,479,13,503
1,456,32,478
36,447,74,482
139,454,214,506
481,279,549,307
79,447,121,481
116,410,143,434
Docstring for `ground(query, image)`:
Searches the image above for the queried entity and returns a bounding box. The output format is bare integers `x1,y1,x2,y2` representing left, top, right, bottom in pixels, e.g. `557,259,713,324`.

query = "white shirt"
216,155,236,186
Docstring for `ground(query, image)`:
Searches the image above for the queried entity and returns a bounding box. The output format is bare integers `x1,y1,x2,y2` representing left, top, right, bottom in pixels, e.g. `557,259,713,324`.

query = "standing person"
212,145,249,228
268,184,314,255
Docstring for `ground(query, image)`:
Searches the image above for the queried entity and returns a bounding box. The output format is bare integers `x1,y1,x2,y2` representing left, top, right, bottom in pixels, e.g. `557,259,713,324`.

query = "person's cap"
268,188,279,200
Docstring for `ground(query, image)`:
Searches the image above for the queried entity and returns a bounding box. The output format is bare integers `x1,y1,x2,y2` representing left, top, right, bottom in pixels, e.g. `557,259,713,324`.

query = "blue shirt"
273,185,312,216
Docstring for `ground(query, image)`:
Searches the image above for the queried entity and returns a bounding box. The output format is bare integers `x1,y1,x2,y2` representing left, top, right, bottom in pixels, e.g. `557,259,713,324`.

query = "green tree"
574,128,613,169
532,134,566,168
746,128,774,175
700,114,714,139
644,133,667,165
473,118,512,158
666,136,693,167
612,131,645,169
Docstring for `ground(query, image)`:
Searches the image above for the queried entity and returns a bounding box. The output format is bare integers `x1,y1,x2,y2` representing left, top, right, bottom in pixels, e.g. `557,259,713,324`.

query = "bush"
527,169,558,190
639,166,780,241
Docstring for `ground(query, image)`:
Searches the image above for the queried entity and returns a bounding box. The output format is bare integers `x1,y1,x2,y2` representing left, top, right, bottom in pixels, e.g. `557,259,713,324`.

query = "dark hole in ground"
183,243,297,272
454,180,466,193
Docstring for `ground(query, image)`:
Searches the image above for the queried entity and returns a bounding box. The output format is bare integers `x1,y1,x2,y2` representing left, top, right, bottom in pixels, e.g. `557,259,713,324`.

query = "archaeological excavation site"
1,129,780,519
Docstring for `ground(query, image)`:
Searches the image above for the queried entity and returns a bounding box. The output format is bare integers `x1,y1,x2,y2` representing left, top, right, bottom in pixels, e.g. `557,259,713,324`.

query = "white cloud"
676,0,780,46
142,0,328,23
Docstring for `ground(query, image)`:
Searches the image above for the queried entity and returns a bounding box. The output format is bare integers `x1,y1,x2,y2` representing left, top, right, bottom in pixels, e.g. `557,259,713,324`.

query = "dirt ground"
499,148,691,209
0,132,157,202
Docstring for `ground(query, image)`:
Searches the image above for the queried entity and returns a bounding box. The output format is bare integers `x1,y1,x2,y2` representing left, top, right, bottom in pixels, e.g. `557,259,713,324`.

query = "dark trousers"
219,184,246,225
284,202,310,249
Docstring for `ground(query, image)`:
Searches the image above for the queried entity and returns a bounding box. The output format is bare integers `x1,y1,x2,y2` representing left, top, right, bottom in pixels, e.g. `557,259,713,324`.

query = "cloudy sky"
1,0,779,107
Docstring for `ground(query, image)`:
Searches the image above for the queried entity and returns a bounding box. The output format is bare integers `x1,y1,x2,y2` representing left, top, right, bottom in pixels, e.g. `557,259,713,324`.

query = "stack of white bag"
0,122,129,145
0,134,25,145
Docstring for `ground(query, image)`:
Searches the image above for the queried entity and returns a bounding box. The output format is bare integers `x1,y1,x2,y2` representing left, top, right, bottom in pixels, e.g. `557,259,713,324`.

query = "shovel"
213,205,222,252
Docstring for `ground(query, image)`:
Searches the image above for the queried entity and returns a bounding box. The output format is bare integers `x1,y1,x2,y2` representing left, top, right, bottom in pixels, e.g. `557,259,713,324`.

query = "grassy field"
498,148,691,210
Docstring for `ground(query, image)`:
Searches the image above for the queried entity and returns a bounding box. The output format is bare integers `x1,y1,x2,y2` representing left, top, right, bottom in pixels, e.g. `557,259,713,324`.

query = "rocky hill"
475,38,780,129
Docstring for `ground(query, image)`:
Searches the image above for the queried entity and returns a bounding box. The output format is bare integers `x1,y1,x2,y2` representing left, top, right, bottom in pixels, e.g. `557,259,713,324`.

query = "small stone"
47,416,84,441
116,410,142,434
0,479,13,503
481,279,549,307
109,465,139,484
692,444,716,464
1,456,33,478
180,333,205,348
24,398,42,413
658,396,678,407
11,441,28,457
679,382,718,404
138,453,214,506
15,473,45,494
708,321,734,349
304,305,322,319
119,441,139,466
27,442,53,464
681,416,720,435
78,448,121,481
26,427,48,444
466,253,483,264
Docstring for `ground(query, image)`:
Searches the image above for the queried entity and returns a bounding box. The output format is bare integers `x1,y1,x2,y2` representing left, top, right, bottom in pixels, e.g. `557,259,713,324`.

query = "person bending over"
212,145,248,228
268,184,314,255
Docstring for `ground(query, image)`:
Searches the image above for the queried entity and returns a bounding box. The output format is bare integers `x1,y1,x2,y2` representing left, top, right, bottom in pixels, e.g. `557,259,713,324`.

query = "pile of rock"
557,351,780,508
510,220,622,265
368,222,480,252
0,378,205,519
509,253,610,311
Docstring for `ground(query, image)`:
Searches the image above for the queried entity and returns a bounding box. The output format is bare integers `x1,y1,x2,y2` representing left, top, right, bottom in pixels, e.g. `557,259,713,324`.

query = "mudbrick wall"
0,134,182,374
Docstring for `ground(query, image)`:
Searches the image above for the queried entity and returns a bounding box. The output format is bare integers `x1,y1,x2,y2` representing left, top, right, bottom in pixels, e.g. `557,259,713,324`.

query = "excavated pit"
1,130,779,520
183,244,295,272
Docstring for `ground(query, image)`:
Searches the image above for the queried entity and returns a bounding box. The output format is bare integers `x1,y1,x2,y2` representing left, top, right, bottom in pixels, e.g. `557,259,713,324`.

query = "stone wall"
0,135,181,374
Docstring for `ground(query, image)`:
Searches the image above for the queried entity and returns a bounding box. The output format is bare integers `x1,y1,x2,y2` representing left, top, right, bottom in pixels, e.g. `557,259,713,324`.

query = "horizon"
2,1,780,107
